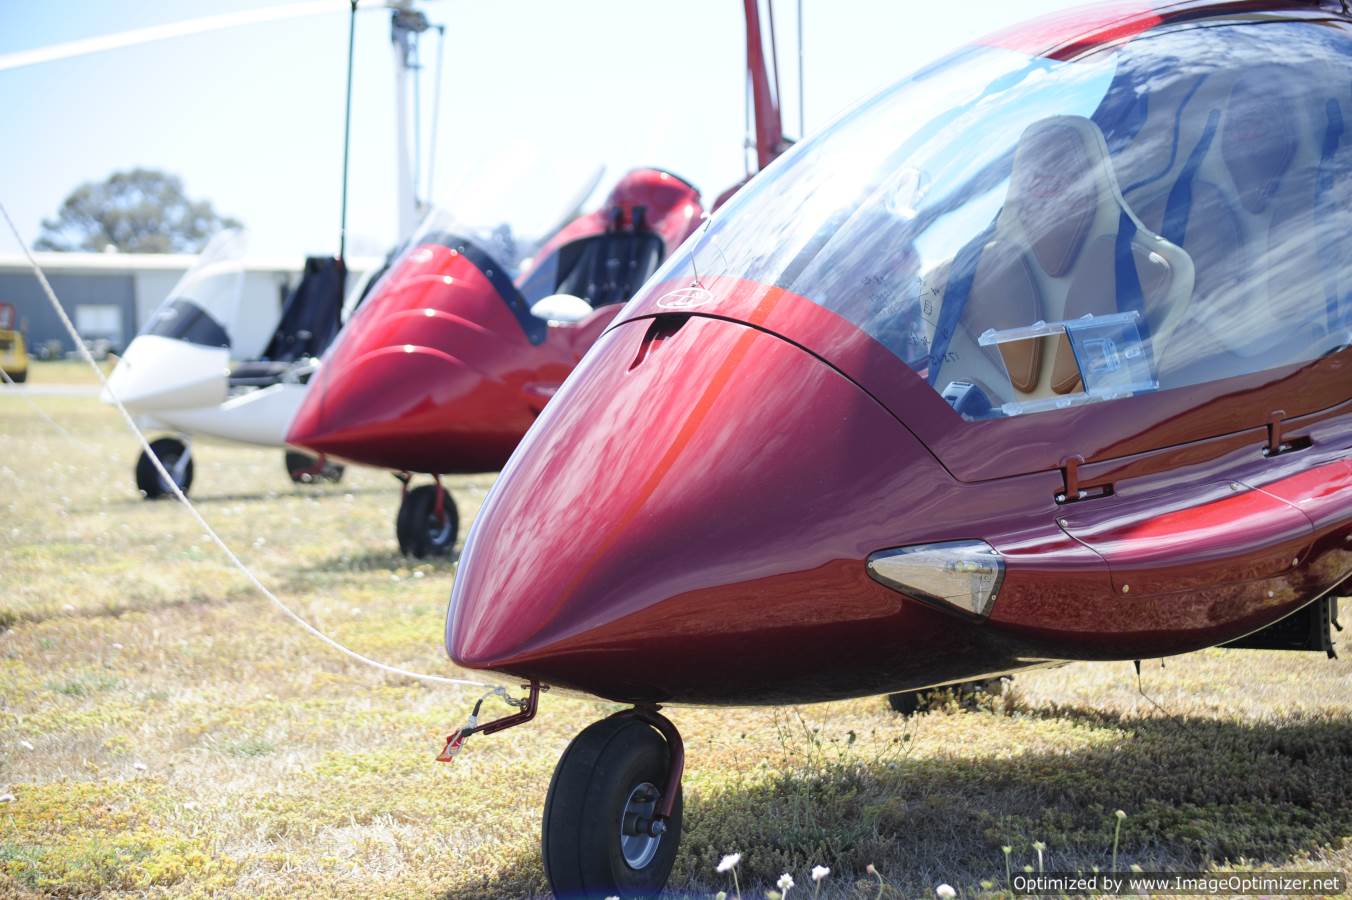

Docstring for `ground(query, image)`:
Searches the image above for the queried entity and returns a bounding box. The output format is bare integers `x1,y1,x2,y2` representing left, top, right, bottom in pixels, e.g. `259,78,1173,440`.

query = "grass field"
9,359,115,386
2,375,1351,898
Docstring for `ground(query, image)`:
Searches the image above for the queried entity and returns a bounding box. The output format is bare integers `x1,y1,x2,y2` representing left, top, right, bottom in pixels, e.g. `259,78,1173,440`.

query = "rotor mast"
389,2,431,240
743,0,788,171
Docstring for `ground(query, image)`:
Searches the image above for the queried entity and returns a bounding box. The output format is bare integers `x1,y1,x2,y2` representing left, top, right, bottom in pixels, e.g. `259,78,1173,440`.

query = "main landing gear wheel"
395,483,458,558
542,716,683,898
284,451,344,484
136,437,193,499
887,677,1007,715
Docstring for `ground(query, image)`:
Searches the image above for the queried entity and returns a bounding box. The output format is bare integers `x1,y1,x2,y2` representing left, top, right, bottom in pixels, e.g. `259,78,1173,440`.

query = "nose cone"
287,343,522,472
103,335,228,412
447,313,980,705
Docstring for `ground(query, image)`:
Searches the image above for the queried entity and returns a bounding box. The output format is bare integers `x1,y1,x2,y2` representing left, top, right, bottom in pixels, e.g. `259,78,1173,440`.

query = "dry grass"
12,359,115,386
2,389,1350,898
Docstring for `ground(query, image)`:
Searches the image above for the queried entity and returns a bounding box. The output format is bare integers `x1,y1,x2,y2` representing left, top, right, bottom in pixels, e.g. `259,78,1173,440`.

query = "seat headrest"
1007,119,1102,277
1221,68,1299,214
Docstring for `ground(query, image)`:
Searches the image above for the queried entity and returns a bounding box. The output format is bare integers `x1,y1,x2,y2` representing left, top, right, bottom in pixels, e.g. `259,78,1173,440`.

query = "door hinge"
1056,455,1113,504
1264,410,1311,457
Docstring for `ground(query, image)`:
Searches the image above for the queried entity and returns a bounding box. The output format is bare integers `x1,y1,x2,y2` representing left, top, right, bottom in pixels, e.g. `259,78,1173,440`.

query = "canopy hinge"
1264,410,1311,457
1056,455,1112,504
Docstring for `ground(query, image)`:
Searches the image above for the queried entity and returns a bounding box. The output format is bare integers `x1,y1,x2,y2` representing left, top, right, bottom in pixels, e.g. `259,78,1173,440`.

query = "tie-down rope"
0,199,495,690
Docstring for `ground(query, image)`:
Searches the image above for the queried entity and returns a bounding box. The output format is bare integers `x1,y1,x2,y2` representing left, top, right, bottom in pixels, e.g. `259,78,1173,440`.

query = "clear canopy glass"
655,18,1352,418
142,229,248,348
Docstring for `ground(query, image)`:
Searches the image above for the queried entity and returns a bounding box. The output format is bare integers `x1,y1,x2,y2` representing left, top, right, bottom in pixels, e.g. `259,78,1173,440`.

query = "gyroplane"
52,2,449,498
442,1,1352,894
286,0,800,557
103,230,352,496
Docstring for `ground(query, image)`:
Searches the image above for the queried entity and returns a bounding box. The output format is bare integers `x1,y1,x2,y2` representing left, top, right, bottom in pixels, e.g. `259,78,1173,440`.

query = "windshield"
415,149,606,280
142,229,247,348
652,19,1352,419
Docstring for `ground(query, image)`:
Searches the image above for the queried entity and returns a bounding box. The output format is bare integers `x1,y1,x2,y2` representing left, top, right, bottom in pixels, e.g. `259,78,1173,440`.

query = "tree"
36,168,242,253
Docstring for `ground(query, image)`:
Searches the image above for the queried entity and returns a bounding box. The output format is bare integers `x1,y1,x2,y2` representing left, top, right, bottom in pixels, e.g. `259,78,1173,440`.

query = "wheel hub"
618,782,662,869
427,509,452,545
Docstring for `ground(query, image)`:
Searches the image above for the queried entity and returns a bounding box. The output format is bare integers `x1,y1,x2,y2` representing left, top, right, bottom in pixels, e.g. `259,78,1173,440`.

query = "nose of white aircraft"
102,335,230,413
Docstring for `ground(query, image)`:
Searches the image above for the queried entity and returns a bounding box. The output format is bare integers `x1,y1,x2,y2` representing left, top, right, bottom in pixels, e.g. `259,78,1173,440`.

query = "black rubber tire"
887,678,1006,715
394,484,458,558
542,717,683,899
136,437,193,500
6,369,26,384
887,691,922,715
284,451,344,484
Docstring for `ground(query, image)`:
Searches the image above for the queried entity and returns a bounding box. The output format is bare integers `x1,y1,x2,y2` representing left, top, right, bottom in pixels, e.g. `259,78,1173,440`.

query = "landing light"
866,540,1004,618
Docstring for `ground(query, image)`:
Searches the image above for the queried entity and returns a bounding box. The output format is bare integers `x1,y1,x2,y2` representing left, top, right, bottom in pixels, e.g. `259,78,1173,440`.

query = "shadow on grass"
0,586,255,632
298,547,463,576
467,708,1352,898
97,486,392,508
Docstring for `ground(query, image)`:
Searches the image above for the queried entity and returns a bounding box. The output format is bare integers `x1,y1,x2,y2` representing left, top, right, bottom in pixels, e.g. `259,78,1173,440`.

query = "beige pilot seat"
925,115,1195,414
1127,66,1351,386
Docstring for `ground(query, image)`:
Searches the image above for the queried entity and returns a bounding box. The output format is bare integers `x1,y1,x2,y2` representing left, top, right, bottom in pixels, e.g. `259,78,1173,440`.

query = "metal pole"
338,0,358,262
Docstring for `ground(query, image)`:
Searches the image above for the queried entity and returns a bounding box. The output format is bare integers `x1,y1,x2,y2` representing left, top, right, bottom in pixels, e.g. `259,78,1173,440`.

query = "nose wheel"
285,451,345,485
395,479,459,558
542,713,684,898
136,437,193,499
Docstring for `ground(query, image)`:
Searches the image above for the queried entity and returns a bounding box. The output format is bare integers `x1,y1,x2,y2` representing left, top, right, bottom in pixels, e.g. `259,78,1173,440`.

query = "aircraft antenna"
1132,660,1170,716
767,0,782,126
425,24,447,203
338,0,359,263
797,0,805,138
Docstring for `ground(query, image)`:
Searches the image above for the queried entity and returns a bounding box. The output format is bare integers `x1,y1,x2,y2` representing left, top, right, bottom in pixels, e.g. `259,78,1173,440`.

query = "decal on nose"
446,313,974,704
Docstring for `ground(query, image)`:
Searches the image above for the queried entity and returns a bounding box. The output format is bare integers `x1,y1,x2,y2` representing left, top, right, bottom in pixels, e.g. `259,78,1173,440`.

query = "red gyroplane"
443,1,1352,895
286,169,705,556
286,0,796,557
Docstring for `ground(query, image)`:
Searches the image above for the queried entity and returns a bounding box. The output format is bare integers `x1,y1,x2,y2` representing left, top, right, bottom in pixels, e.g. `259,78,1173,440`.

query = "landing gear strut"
542,709,684,897
394,473,458,558
136,436,193,499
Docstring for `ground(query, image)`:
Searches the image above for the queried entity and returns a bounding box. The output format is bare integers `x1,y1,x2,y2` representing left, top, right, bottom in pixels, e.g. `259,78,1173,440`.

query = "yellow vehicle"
0,302,28,383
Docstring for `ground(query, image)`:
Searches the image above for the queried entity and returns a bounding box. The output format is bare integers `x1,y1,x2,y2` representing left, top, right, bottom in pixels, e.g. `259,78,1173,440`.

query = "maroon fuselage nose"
287,246,596,474
445,306,1018,705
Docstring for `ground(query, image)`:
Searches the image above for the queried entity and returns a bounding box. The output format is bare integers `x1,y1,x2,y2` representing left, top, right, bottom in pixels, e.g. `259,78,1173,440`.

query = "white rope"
0,200,493,690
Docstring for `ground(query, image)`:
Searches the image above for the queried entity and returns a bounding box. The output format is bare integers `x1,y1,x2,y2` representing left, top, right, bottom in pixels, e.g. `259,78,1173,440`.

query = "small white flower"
811,865,830,882
717,852,741,873
937,884,957,899
778,872,794,892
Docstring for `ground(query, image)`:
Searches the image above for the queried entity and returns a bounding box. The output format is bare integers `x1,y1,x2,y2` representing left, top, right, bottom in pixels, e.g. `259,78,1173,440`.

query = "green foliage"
35,168,241,253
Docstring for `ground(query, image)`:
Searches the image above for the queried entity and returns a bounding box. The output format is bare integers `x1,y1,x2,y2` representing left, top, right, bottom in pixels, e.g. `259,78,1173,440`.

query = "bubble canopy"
142,229,247,348
645,16,1352,420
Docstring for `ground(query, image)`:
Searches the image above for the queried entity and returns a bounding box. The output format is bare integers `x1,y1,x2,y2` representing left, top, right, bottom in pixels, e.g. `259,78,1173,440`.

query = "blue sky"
0,1,1083,258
